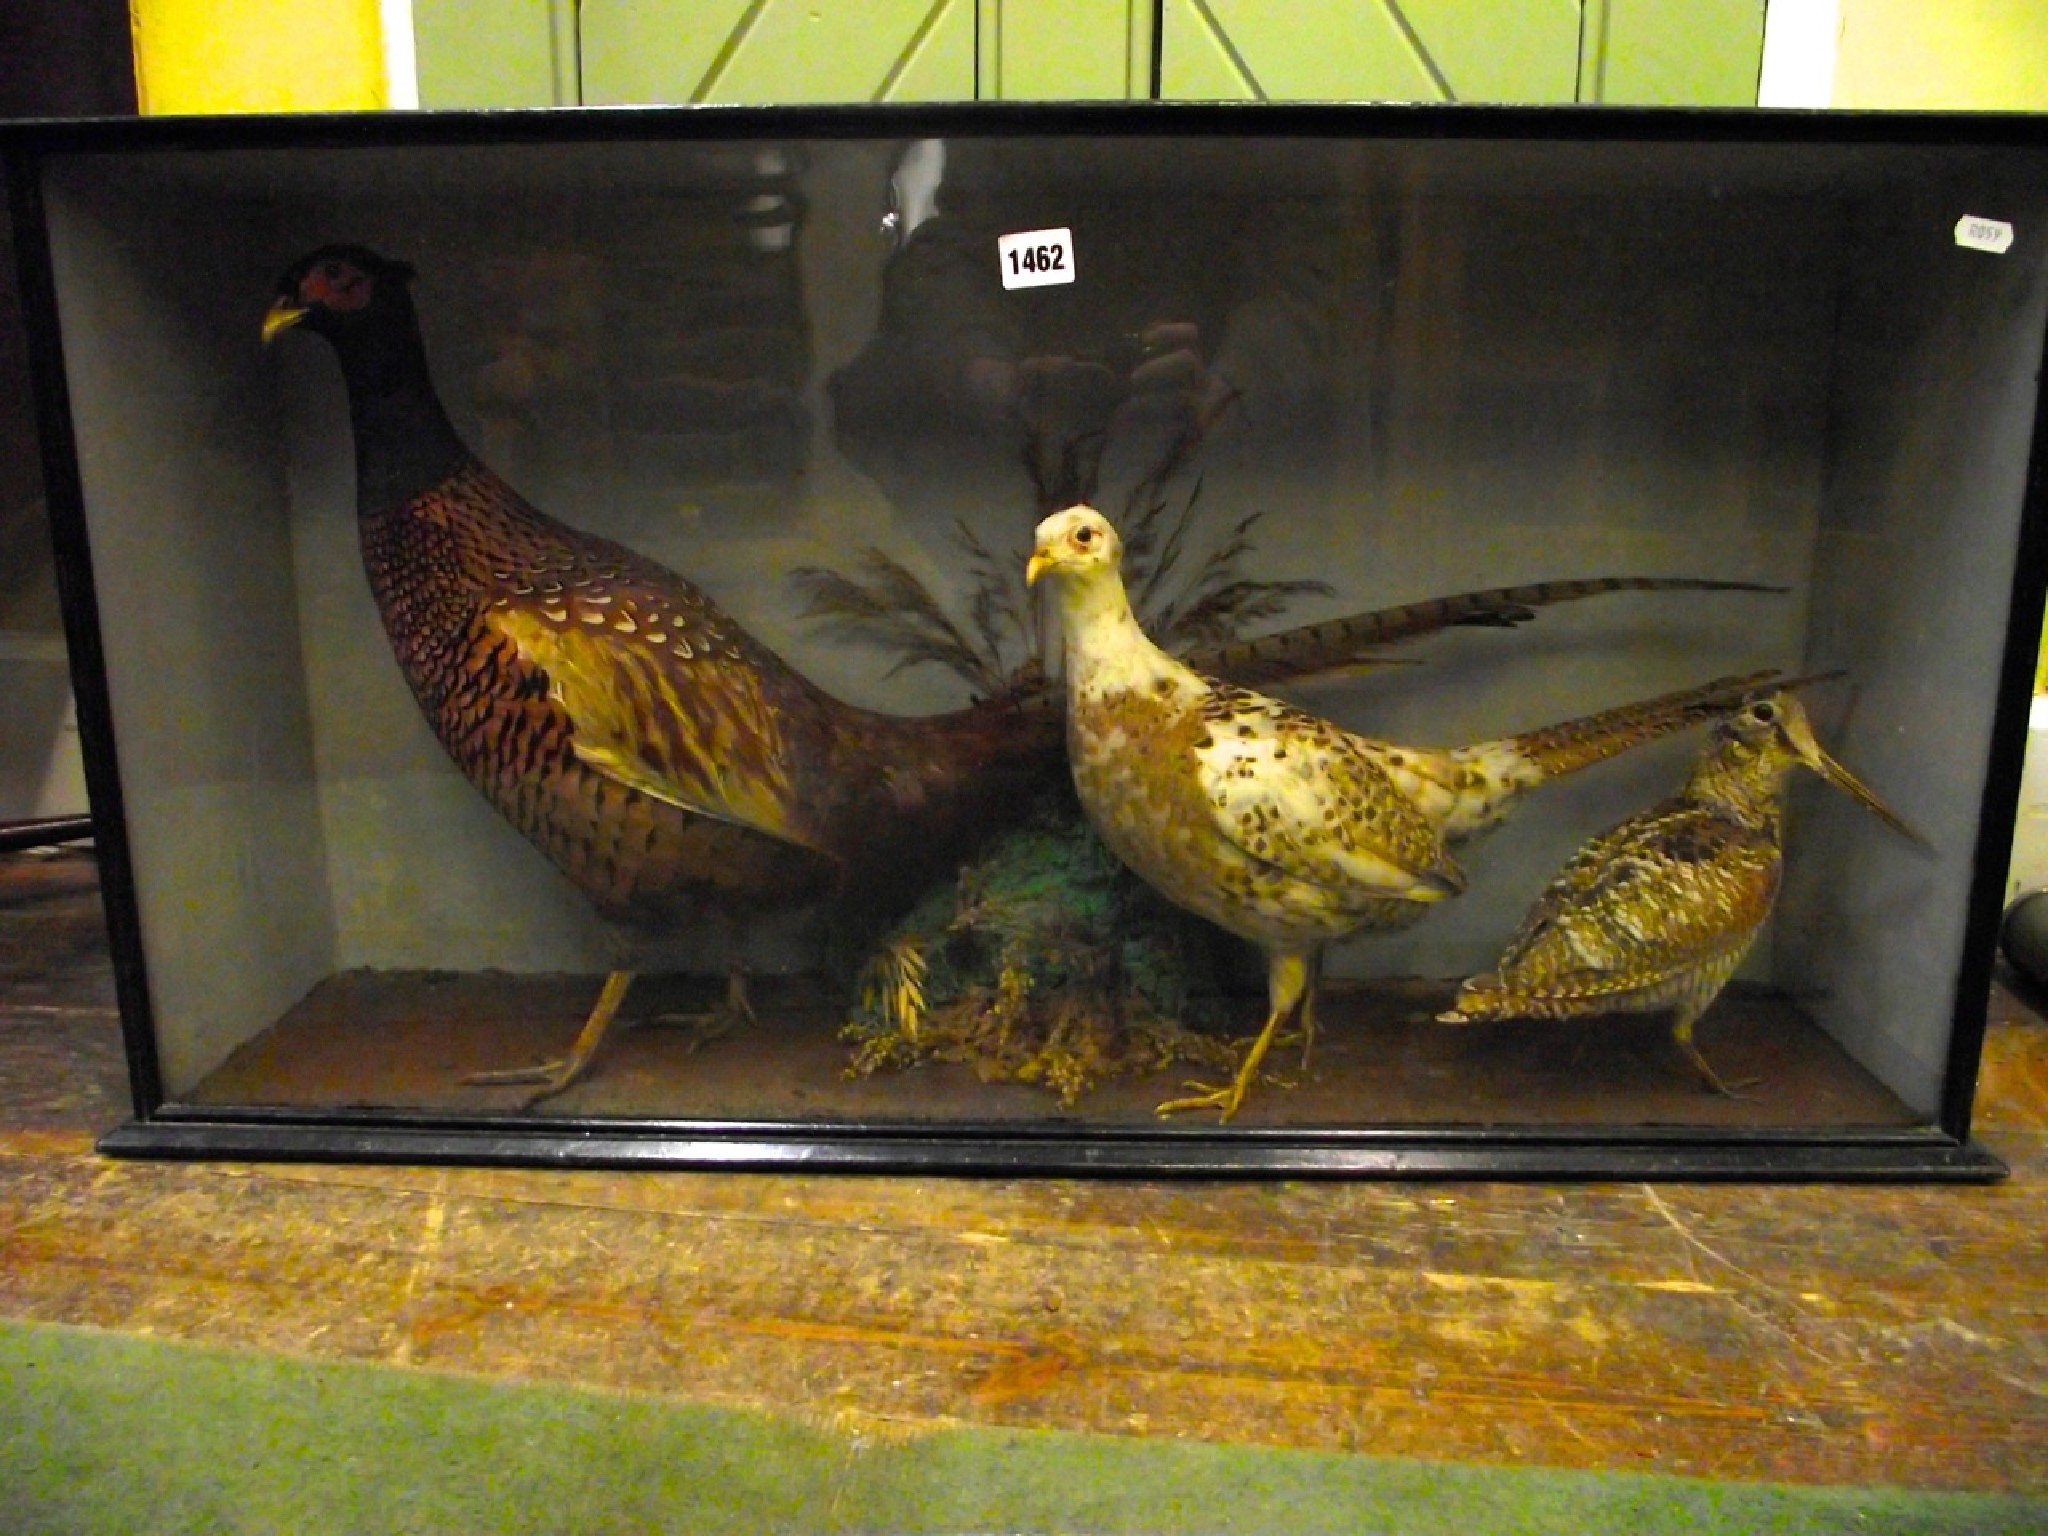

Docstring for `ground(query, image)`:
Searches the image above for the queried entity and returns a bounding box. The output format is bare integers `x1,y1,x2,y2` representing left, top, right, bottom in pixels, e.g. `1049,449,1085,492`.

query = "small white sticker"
1955,216,2014,254
997,227,1076,290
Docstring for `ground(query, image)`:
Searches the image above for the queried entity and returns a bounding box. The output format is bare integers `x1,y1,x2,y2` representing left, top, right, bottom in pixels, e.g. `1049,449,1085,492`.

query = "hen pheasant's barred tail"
1406,669,1786,843
1184,577,1782,690
1503,669,1784,782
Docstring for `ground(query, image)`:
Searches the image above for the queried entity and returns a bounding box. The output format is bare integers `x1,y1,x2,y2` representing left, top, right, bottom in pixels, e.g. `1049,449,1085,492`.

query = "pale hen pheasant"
1026,504,1784,1123
1438,684,1923,1096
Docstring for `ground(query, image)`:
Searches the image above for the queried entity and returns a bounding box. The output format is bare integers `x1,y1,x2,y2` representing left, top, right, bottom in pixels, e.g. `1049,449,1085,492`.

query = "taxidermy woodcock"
266,244,1780,1108
1438,682,1924,1096
1027,504,1789,1123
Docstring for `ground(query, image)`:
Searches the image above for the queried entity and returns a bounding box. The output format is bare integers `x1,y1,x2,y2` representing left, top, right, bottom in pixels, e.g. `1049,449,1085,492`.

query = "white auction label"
997,227,1076,290
1955,216,2014,254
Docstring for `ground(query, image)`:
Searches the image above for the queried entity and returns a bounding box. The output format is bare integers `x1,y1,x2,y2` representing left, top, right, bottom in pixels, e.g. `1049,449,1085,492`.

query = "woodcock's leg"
1672,1003,1759,1099
1157,949,1313,1124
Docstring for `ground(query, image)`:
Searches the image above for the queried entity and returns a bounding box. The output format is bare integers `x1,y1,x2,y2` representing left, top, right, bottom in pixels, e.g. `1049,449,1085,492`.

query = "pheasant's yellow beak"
261,302,308,345
1025,549,1053,586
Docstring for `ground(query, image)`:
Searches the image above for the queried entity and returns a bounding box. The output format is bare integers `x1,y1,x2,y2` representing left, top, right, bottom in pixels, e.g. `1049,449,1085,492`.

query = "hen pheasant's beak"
1024,549,1053,586
261,302,307,345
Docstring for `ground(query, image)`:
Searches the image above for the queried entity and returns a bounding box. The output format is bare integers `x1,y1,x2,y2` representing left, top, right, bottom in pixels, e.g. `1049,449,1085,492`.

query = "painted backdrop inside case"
21,111,2047,1174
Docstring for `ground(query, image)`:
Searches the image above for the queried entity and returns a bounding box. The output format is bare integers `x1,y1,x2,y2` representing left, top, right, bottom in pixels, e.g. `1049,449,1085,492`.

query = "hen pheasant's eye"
1074,526,1095,547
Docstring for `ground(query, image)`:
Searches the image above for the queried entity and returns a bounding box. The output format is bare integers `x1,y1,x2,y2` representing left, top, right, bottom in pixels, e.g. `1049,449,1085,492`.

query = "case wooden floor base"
100,969,2002,1179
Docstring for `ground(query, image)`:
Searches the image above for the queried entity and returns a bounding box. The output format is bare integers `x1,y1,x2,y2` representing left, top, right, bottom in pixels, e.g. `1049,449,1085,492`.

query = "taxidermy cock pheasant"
1027,504,1785,1123
265,245,1072,1104
1438,683,1922,1096
266,244,1779,1109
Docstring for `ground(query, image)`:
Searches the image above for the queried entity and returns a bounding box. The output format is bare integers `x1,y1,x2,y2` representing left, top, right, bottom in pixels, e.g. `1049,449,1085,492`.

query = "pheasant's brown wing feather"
1193,686,1465,901
487,592,822,857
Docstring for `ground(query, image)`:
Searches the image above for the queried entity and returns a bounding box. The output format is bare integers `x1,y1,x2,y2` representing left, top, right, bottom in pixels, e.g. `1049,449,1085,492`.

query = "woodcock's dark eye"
1751,701,1776,724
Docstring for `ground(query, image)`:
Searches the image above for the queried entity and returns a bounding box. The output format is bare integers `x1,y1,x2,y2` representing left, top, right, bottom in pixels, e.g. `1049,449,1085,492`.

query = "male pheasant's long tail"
1186,577,1782,690
1424,668,1783,842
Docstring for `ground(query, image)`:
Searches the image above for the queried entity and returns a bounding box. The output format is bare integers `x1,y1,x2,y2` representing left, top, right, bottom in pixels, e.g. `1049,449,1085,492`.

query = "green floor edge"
3,1317,2040,1535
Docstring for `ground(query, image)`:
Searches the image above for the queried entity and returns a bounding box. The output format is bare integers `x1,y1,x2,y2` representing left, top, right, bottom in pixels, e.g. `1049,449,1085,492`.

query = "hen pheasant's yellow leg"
464,968,636,1107
1268,952,1325,1070
1298,952,1322,1071
1158,951,1311,1124
1673,1006,1758,1099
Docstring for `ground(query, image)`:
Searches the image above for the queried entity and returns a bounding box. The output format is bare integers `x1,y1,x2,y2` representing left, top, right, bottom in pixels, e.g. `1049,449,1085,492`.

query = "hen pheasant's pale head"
1026,506,1123,591
1711,688,1921,843
263,245,417,345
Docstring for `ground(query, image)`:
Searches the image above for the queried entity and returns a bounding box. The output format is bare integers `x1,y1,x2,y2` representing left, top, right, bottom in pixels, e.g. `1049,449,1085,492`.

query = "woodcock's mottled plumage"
1027,505,1785,1122
1438,685,1924,1095
265,245,1062,1103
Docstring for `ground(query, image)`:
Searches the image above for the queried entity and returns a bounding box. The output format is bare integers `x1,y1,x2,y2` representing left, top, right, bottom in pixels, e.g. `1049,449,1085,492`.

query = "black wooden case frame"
7,103,2044,1179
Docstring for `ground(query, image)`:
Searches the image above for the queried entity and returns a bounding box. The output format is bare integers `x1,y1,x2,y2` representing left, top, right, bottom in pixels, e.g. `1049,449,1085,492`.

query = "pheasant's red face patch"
300,259,372,312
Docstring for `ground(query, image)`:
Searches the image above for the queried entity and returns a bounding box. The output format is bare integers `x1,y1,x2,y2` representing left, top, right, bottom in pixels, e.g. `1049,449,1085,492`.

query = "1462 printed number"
1006,244,1066,277
996,226,1077,290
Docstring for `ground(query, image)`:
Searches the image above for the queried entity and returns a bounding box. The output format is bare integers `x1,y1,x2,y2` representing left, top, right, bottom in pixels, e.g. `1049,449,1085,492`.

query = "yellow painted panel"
1163,0,1581,103
131,0,388,113
582,0,973,106
1399,0,1580,103
580,0,753,106
414,0,570,108
1583,0,1764,106
884,0,978,101
1164,0,1444,102
1160,0,1258,100
982,0,1147,100
1834,0,2048,109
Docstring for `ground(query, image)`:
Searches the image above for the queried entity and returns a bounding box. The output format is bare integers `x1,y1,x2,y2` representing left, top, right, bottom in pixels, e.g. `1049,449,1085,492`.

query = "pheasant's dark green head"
262,245,467,515
263,245,418,349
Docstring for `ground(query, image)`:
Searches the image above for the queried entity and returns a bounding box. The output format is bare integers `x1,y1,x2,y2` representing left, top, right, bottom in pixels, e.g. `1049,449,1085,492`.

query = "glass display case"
8,104,2042,1176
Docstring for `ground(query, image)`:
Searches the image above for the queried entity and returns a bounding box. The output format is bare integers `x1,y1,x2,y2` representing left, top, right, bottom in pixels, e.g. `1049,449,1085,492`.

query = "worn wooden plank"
1,850,2044,1493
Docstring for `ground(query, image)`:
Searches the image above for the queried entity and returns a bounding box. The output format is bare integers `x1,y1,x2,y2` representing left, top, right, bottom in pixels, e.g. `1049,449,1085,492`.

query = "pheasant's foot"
1159,991,1298,1123
1155,1078,1249,1123
639,1008,745,1054
462,1056,587,1107
1271,1026,1316,1073
460,970,636,1109
642,970,756,1055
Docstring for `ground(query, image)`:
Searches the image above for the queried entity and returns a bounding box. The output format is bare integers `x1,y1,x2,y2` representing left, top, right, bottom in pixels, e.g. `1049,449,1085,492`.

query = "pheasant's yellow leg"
645,967,757,1052
1298,953,1322,1071
464,968,636,1107
1158,951,1310,1124
1673,1009,1759,1099
1268,952,1324,1070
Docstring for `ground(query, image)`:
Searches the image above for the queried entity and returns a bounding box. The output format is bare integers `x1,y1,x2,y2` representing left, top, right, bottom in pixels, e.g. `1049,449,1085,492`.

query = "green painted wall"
414,1,1766,108
581,0,975,106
